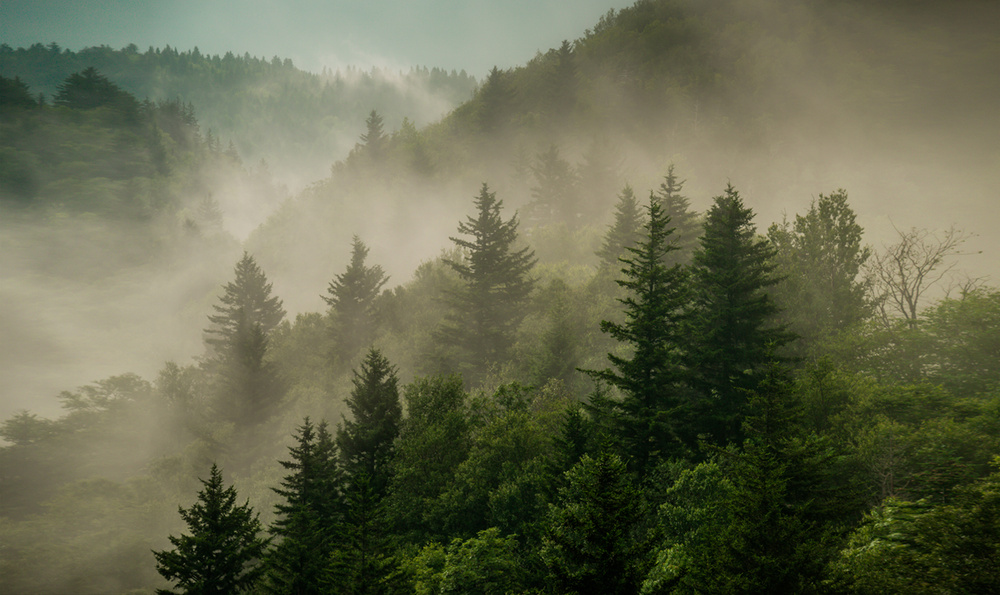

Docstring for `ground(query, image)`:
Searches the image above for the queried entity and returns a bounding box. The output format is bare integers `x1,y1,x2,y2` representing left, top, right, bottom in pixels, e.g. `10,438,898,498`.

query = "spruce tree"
322,236,388,365
689,184,790,446
265,419,342,595
205,252,285,353
333,350,403,593
153,464,269,595
653,165,700,266
596,184,644,270
585,194,693,470
204,252,286,429
437,183,536,382
337,348,402,495
541,452,643,595
360,109,386,162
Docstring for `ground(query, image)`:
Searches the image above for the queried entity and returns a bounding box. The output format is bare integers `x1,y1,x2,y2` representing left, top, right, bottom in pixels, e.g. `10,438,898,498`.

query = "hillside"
1,0,999,593
0,43,477,192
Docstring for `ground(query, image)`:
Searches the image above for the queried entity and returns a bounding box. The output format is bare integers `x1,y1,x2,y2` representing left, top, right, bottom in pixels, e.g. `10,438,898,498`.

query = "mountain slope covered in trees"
1,0,999,592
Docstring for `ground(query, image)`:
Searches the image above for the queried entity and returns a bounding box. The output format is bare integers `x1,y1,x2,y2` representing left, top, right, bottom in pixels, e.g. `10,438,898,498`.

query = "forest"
1,0,999,593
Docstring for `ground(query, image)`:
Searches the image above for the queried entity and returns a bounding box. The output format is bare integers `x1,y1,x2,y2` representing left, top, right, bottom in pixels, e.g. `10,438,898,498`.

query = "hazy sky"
1,0,636,76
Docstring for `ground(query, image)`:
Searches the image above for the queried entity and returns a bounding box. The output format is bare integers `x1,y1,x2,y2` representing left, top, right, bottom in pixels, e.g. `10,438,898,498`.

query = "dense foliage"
1,0,998,593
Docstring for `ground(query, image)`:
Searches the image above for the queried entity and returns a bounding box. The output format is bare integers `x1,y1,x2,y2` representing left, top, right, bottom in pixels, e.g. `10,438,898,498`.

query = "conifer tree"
437,183,536,382
205,252,286,353
596,184,644,270
153,464,269,595
360,109,386,161
688,184,790,445
204,252,286,429
337,348,402,495
265,419,342,595
528,144,578,226
541,452,643,595
654,165,700,266
322,236,388,365
586,194,693,469
333,350,403,593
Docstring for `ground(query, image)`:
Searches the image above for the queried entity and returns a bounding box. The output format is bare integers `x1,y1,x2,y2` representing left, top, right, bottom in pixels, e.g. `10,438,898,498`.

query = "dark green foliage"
829,459,1000,594
385,375,471,542
206,252,286,351
586,194,693,469
337,348,402,496
265,419,342,595
541,452,643,595
474,66,515,135
54,67,140,122
688,184,790,445
153,464,269,595
322,236,389,365
437,183,536,382
0,74,37,111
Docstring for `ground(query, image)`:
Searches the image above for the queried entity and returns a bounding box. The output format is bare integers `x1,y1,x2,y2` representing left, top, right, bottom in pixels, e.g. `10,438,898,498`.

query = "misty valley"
1,0,999,593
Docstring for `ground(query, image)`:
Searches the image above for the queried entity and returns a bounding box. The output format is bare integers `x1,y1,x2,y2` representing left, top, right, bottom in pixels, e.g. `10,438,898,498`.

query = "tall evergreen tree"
204,252,286,429
322,236,388,366
437,183,536,382
596,184,644,270
689,184,790,446
337,348,402,496
333,350,403,594
541,452,643,595
205,252,286,354
653,165,700,266
585,194,693,470
153,464,269,595
265,419,342,595
359,109,386,162
528,144,578,227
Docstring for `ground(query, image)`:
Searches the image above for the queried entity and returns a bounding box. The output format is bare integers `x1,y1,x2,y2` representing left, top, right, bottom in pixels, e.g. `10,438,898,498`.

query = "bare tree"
867,225,975,328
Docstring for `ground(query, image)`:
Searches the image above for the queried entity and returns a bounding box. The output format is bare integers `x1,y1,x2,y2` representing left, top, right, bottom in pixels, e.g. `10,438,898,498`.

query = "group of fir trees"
156,347,403,594
589,173,791,470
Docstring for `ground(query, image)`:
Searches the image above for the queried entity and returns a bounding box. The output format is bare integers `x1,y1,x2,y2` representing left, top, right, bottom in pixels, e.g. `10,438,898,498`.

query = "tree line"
127,170,999,594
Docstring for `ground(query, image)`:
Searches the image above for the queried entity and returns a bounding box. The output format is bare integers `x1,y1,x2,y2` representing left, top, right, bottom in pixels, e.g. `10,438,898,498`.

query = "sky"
1,0,636,77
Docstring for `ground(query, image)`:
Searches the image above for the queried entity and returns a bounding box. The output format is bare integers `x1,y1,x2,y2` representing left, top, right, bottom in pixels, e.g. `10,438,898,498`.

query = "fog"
1,0,998,591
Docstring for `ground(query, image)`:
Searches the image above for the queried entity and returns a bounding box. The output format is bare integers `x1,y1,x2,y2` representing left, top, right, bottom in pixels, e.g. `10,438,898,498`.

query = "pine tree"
322,236,388,366
585,194,693,469
437,183,536,382
153,464,269,595
688,184,790,446
653,165,700,266
265,419,342,595
528,144,578,226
